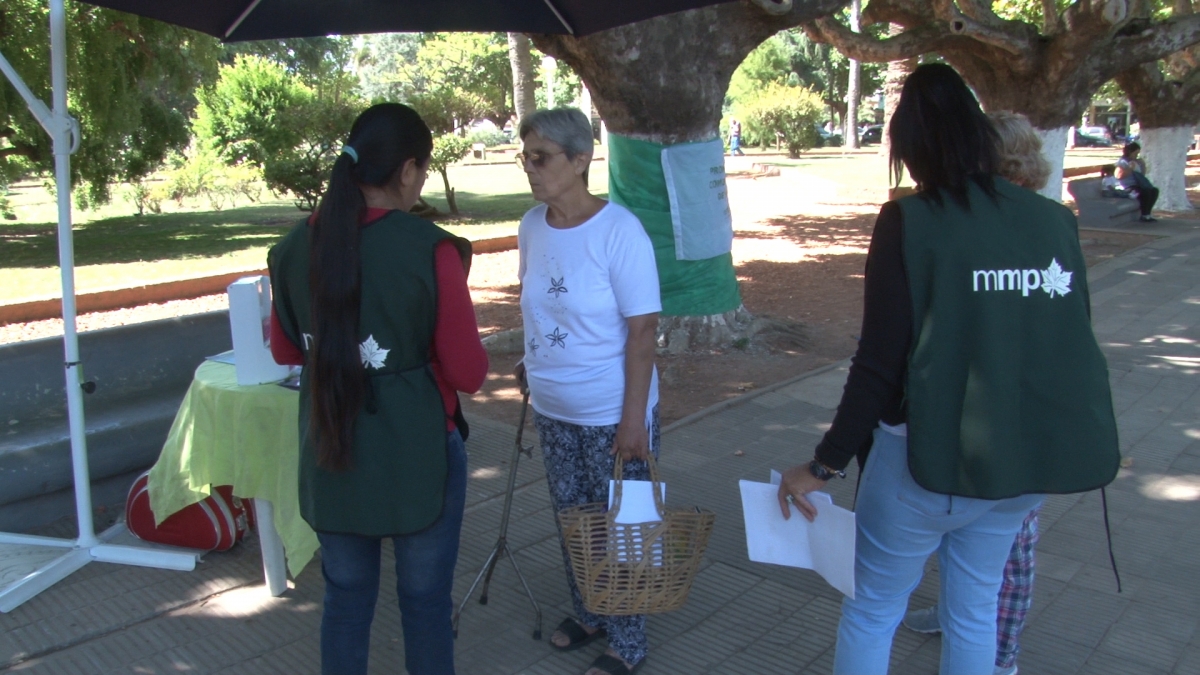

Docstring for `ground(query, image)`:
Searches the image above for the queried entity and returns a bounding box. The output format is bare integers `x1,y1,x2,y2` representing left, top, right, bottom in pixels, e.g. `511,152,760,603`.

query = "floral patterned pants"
533,407,661,666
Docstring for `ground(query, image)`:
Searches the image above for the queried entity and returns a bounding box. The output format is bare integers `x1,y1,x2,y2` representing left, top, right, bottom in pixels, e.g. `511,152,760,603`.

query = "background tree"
1115,0,1200,211
739,83,826,156
194,55,361,210
413,33,513,125
225,36,357,103
726,27,884,131
533,0,848,348
805,0,1200,200
0,0,219,206
507,33,537,124
356,33,425,102
428,134,473,215
845,0,863,148
879,23,917,162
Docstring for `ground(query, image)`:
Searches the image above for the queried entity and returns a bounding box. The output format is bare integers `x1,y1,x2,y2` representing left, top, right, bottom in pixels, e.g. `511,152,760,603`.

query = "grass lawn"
2,145,1113,305
1,156,605,304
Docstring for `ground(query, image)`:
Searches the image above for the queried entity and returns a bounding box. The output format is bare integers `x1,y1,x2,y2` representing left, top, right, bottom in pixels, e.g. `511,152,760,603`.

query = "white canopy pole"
0,0,198,615
48,0,98,551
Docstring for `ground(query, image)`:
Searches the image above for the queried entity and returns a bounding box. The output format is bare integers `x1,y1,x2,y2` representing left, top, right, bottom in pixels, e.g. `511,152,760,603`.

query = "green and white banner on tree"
607,133,741,317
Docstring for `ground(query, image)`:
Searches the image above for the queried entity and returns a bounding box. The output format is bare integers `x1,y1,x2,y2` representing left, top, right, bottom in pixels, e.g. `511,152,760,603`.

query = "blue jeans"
318,430,466,675
833,429,1042,675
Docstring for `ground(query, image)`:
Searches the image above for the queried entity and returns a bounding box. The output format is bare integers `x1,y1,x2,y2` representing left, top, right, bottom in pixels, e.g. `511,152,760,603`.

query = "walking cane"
453,390,543,640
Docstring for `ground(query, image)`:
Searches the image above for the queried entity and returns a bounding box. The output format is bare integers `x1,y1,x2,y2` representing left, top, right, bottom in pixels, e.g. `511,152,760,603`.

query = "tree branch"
861,0,935,25
944,13,1037,56
0,146,36,160
953,0,1005,27
1042,0,1062,35
1105,13,1200,75
749,0,794,16
1115,62,1164,105
804,15,944,61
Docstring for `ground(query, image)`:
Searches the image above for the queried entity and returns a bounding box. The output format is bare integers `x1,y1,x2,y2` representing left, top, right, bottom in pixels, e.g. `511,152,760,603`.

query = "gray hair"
518,108,594,159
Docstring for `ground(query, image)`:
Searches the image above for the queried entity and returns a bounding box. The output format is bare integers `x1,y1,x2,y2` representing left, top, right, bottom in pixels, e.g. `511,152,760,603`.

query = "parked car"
816,127,843,147
859,125,883,145
1073,130,1112,147
1079,125,1114,142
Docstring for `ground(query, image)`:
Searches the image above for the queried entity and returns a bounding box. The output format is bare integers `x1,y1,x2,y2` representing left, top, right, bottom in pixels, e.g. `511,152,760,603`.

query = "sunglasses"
515,150,565,170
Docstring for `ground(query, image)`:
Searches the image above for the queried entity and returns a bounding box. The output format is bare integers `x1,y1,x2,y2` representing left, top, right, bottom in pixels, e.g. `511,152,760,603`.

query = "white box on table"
227,275,290,386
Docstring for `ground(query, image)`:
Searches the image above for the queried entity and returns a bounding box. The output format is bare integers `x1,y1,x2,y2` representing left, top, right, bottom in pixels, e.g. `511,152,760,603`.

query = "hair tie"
341,145,359,163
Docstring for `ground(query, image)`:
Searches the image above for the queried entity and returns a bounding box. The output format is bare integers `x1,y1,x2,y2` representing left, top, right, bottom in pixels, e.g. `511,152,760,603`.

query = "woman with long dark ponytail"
269,103,488,675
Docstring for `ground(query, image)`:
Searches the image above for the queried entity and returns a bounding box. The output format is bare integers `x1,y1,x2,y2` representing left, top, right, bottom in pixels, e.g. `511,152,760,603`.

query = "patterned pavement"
1,221,1197,674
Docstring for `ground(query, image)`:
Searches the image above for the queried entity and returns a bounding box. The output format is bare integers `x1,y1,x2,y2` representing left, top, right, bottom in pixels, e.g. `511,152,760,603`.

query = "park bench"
1066,175,1140,228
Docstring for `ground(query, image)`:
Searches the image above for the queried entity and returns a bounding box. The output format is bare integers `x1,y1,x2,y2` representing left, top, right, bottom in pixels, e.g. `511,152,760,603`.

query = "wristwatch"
808,458,846,481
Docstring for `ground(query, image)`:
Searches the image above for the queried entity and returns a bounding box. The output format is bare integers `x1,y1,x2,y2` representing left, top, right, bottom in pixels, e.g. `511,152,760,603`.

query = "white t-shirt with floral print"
518,202,661,426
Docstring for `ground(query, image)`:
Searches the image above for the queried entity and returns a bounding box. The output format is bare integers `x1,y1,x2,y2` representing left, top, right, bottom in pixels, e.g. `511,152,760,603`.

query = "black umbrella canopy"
79,0,736,40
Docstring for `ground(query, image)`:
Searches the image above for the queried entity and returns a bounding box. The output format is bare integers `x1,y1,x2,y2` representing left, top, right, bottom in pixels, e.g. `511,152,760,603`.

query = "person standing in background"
729,117,745,156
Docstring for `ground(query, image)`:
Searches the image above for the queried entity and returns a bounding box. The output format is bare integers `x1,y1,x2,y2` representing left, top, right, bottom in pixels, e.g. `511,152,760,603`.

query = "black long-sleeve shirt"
813,202,912,471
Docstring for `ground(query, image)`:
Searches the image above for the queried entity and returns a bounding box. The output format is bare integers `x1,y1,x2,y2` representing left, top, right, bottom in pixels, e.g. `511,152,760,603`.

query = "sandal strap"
555,617,592,645
589,653,634,675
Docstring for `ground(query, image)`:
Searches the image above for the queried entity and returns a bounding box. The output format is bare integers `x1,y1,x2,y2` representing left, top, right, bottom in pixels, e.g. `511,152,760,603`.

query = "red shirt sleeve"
430,239,488,396
269,307,305,366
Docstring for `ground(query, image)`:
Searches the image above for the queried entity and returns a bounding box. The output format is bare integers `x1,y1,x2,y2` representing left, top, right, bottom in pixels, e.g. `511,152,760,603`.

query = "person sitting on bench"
1099,165,1131,198
1115,142,1159,222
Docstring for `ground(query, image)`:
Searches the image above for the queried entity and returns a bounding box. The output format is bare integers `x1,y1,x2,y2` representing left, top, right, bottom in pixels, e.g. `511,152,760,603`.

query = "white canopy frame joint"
0,0,200,615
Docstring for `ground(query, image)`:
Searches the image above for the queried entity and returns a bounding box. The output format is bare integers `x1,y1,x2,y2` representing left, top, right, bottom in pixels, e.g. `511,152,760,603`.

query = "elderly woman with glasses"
512,107,660,675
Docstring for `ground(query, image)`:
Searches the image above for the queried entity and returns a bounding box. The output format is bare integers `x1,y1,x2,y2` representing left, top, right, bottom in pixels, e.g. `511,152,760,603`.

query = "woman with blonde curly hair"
987,111,1051,190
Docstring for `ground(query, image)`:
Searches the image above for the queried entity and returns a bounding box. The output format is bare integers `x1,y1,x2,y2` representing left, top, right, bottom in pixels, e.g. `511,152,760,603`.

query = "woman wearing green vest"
902,111,1057,675
269,103,488,675
775,65,1118,675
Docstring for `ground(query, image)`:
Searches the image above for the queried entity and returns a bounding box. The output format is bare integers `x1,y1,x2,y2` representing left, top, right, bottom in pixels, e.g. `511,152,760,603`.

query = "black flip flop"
550,617,606,652
586,653,645,675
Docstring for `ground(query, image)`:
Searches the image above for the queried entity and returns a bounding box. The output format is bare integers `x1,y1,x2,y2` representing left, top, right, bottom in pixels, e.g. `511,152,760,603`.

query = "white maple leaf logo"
358,335,389,369
1040,258,1073,298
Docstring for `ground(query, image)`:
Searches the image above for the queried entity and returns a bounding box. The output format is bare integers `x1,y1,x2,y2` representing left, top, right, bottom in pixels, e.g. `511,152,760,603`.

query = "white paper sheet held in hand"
738,470,856,598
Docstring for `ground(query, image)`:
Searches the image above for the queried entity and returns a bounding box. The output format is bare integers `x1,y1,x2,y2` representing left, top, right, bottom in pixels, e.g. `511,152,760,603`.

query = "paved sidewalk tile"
2,225,1198,674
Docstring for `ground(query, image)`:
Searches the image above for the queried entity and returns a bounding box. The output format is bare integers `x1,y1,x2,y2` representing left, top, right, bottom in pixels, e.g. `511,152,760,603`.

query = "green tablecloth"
148,361,318,577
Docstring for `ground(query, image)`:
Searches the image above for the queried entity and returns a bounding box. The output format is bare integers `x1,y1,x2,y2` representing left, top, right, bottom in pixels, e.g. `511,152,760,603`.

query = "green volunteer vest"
269,210,467,536
899,178,1120,499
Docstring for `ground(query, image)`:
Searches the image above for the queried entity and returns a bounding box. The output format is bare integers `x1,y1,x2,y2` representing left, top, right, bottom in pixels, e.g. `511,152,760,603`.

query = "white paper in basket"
607,480,666,564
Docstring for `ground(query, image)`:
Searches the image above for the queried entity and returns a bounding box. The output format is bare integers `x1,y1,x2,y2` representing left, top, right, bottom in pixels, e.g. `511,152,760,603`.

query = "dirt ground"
0,161,1169,430
458,169,1161,430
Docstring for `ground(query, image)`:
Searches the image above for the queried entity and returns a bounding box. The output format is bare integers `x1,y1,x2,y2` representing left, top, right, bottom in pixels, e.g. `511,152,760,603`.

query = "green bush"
467,128,510,147
738,84,824,158
128,148,264,215
0,191,15,221
429,134,474,215
193,55,362,211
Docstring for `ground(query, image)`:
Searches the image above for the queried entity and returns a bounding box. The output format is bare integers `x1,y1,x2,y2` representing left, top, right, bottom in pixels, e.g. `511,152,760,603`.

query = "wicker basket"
557,454,715,615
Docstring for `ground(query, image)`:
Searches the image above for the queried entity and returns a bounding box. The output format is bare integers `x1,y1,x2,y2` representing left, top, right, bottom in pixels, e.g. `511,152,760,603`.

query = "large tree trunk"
1141,126,1194,211
880,25,915,181
1115,28,1200,213
440,168,458,215
844,0,862,149
532,1,846,350
1032,126,1069,202
507,33,537,125
806,1,1200,203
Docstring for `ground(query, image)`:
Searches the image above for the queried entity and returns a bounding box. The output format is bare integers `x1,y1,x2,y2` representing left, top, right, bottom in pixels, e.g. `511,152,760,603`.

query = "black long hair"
889,63,1000,207
309,103,433,471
